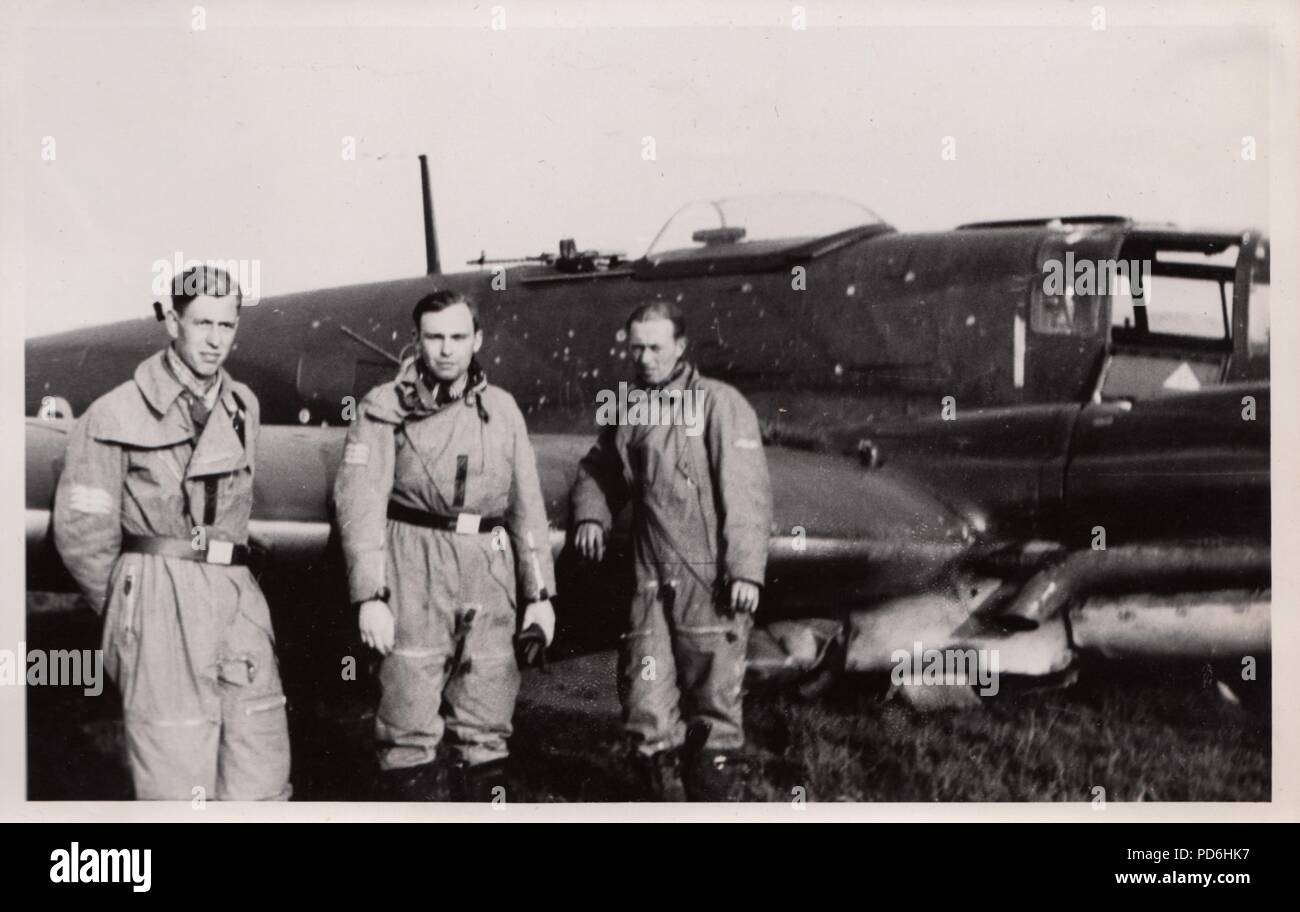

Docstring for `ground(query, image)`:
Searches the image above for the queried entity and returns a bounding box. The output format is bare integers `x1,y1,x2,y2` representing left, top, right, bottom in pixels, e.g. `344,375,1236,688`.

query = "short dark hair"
412,290,480,331
626,301,686,339
171,265,241,313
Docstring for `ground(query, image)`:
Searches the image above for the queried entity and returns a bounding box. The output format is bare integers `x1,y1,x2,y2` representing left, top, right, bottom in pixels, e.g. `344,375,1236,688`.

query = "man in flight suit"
333,290,556,802
54,265,291,801
570,301,772,801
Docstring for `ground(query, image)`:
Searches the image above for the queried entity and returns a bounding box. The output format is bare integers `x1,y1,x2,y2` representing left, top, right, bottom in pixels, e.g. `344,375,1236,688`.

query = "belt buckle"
454,513,481,535
206,540,234,565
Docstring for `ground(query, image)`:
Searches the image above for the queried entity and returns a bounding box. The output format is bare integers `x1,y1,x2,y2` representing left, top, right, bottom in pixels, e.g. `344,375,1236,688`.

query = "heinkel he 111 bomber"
25,158,1271,707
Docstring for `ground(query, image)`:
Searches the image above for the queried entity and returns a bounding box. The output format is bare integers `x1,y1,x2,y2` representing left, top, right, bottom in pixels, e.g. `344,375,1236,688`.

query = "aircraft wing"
26,419,976,609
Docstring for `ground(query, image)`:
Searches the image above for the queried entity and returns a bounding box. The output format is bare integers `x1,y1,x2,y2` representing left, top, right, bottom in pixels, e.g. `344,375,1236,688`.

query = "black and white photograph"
3,0,1297,835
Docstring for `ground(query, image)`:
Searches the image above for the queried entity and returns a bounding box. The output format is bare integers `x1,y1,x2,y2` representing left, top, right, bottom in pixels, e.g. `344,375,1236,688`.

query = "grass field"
508,653,1270,803
26,593,1269,803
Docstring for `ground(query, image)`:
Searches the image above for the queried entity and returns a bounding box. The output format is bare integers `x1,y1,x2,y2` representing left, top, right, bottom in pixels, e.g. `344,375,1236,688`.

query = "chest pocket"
628,424,697,507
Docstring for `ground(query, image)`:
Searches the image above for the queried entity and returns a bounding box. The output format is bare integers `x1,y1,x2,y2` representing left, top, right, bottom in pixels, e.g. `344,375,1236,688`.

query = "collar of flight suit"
164,343,223,411
388,356,489,421
620,361,703,451
642,359,700,395
112,349,249,477
137,348,240,419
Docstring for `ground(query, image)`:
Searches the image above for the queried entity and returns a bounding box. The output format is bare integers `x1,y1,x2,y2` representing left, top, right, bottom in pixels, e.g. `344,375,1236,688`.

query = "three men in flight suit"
54,276,770,804
54,265,291,801
570,301,773,801
333,290,556,802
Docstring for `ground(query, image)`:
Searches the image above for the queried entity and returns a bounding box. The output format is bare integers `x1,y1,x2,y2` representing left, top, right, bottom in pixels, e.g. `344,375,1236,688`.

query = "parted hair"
412,290,480,331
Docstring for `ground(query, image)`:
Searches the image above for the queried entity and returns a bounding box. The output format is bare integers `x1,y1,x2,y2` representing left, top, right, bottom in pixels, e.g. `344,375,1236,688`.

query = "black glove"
515,623,548,671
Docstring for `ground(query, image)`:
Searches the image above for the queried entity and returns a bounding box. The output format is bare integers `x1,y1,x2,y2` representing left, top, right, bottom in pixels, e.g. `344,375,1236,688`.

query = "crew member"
333,290,555,801
54,265,291,800
570,301,772,800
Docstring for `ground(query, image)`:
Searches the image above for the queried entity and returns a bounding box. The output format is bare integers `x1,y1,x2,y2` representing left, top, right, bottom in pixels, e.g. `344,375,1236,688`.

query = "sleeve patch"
68,484,113,515
343,442,370,465
734,438,761,450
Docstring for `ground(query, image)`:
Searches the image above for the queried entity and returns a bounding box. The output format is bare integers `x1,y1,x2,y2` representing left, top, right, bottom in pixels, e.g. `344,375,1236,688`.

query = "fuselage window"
1030,285,1102,336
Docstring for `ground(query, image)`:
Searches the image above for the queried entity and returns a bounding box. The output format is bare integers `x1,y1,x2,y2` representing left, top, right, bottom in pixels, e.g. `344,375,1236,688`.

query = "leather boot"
681,723,750,801
376,760,450,802
447,757,511,803
682,749,752,802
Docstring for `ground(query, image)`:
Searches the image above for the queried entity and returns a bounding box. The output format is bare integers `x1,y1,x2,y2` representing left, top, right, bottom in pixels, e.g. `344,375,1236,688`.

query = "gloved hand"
521,599,556,646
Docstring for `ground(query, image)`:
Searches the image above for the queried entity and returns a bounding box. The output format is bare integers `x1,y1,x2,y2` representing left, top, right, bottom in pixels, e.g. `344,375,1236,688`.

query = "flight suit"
333,360,554,771
570,363,772,757
53,349,291,800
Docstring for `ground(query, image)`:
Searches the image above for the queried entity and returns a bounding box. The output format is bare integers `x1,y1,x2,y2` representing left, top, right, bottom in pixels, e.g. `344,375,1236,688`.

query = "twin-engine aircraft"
25,158,1271,704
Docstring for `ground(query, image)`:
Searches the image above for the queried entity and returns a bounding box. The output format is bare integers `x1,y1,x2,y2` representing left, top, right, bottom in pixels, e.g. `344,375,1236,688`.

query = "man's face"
628,317,686,386
166,294,240,379
416,303,482,383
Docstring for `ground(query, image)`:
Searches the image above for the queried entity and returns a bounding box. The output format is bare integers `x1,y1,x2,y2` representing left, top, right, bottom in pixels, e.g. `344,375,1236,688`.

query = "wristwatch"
354,586,391,608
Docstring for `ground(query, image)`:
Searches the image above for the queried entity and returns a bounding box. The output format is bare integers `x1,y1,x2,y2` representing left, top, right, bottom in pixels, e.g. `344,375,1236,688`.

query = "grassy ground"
26,593,1269,802
507,653,1269,802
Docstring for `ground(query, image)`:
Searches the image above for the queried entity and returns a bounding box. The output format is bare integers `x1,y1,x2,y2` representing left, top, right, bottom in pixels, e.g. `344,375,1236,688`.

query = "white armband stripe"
68,484,114,515
343,442,370,465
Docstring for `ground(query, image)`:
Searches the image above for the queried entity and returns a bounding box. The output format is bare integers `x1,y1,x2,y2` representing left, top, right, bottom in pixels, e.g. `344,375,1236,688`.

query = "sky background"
13,0,1275,336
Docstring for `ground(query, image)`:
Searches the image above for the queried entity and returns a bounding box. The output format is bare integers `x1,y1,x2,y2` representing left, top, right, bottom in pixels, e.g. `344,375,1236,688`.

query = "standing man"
334,290,555,802
570,302,772,801
54,265,291,801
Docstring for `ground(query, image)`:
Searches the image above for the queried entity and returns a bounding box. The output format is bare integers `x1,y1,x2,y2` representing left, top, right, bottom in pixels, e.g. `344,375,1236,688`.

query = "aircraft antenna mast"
419,154,441,275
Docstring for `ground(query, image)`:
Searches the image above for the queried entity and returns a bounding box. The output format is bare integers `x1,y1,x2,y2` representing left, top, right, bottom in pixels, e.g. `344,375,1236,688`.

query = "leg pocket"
101,559,141,686
215,590,292,800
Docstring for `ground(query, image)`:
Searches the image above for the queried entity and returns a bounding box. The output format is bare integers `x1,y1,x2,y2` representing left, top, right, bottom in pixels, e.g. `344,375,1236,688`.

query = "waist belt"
122,534,250,566
387,502,504,534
